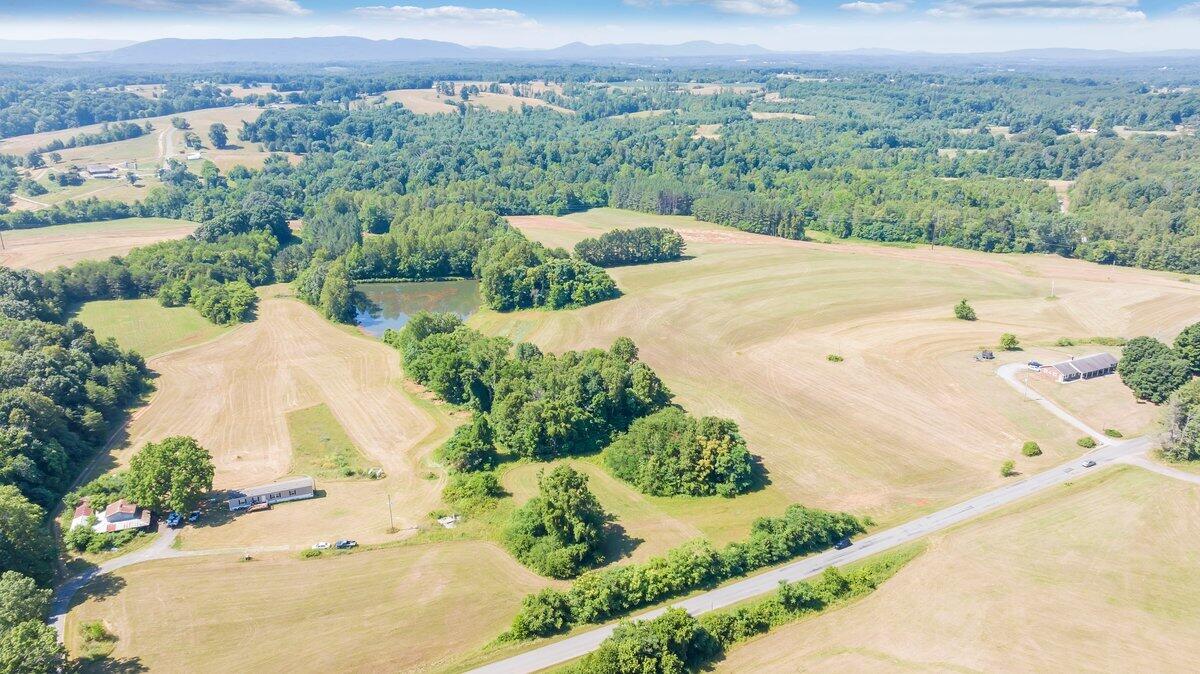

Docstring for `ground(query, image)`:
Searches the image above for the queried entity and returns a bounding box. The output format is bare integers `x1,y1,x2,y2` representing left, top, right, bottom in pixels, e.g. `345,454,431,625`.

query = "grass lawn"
285,403,379,480
714,466,1200,672
75,298,231,358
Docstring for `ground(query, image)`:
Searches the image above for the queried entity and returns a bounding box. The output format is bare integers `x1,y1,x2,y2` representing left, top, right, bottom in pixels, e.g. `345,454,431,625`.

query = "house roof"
73,502,93,518
227,476,314,500
104,499,138,518
86,163,115,172
1050,352,1117,377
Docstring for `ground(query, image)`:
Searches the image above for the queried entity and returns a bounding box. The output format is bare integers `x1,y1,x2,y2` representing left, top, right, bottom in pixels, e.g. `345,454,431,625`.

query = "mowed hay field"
96,285,457,548
362,88,574,115
76,298,230,358
0,217,195,271
65,541,550,673
715,467,1200,672
483,208,1200,524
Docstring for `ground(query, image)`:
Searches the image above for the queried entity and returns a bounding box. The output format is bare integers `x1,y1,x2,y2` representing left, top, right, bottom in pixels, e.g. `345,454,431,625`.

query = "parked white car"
312,541,330,550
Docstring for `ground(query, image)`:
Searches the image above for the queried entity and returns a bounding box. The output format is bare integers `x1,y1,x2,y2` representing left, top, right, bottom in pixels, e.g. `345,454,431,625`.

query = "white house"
70,498,152,534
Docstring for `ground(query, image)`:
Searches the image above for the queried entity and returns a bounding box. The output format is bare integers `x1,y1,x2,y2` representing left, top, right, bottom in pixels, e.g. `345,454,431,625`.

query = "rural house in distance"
1045,353,1119,383
70,498,153,534
226,476,315,511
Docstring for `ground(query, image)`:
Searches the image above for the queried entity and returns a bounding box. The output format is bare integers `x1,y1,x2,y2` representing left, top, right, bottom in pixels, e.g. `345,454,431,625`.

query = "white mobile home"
226,476,315,511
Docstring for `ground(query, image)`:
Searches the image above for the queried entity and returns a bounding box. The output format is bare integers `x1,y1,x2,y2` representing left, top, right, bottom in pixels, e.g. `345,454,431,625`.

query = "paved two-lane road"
471,364,1150,673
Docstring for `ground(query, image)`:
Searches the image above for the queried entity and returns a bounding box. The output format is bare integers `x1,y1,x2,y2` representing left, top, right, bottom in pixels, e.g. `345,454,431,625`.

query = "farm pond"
354,280,480,336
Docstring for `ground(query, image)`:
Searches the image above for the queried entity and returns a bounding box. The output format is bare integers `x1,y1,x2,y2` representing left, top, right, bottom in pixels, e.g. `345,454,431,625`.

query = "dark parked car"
165,512,183,528
335,539,358,549
187,510,201,523
834,537,852,550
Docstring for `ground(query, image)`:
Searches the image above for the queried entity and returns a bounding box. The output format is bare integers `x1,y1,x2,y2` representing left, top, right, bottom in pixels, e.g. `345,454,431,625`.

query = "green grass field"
75,298,231,358
285,403,379,480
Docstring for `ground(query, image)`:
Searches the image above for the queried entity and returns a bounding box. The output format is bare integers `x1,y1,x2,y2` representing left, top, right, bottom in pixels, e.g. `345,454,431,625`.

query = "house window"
288,489,296,495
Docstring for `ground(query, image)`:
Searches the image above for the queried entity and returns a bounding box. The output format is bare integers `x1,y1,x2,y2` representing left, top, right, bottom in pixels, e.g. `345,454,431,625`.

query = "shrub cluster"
1163,380,1200,462
573,227,685,267
505,504,866,639
504,466,610,578
604,407,755,497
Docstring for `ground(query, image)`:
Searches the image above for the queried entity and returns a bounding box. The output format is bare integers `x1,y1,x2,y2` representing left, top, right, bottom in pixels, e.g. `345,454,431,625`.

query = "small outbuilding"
1046,352,1118,383
226,476,315,512
85,164,117,178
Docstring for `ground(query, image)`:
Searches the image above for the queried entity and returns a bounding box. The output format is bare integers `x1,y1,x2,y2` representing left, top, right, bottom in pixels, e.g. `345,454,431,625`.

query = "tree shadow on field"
77,656,149,674
600,521,644,564
744,454,773,494
68,573,127,614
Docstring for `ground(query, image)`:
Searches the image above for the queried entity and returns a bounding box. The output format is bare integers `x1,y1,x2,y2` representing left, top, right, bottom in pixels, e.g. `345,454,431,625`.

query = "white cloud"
106,0,309,15
1176,1,1200,14
927,0,1145,21
352,5,533,25
839,1,910,13
625,0,801,16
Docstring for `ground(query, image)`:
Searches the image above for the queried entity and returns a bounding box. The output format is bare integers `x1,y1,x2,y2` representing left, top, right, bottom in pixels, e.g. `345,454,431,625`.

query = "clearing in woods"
98,285,456,550
75,298,231,358
63,541,551,673
360,87,574,115
481,208,1200,526
714,467,1200,672
749,111,816,121
0,217,195,272
2,106,293,207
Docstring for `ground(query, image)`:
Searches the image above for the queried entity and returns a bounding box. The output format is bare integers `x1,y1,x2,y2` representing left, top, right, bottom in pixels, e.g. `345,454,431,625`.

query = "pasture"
749,111,815,121
714,467,1200,672
484,208,1200,526
102,286,457,549
64,541,550,672
361,87,573,116
76,297,230,358
0,217,194,272
692,123,722,139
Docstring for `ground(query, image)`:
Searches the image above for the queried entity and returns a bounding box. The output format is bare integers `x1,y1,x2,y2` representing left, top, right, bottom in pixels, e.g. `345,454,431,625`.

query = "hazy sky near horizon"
3,0,1200,52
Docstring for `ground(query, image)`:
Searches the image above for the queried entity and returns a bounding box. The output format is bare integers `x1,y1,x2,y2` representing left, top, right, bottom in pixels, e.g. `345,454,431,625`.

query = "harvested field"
750,111,815,121
64,541,550,672
486,208,1200,525
469,92,573,114
218,82,279,97
686,83,763,96
692,123,722,140
0,217,194,271
76,298,231,358
366,88,458,114
715,467,1200,672
106,285,457,546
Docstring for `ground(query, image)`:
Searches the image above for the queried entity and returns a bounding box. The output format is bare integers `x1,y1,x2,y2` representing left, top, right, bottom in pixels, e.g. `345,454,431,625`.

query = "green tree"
208,122,229,149
954,299,976,321
1175,322,1200,373
438,415,496,472
0,620,63,674
0,487,55,585
125,436,215,513
0,572,49,633
1021,441,1042,457
1000,460,1016,477
999,333,1020,350
504,465,609,578
318,259,354,322
576,609,719,674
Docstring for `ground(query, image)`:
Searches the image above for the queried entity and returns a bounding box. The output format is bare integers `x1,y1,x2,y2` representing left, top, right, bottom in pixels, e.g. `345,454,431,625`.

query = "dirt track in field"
113,287,451,531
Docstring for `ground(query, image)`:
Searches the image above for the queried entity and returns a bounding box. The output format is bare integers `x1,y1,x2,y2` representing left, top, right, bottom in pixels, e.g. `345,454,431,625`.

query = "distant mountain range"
1,36,1199,65
74,37,771,65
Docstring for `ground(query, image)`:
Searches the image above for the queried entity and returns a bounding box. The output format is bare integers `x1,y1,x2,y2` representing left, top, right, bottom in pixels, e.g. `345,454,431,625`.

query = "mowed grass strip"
76,298,231,358
714,466,1200,672
286,403,379,480
64,541,551,672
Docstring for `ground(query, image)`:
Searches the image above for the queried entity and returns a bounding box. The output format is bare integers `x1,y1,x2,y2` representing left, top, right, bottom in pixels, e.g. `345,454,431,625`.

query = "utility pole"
386,492,395,533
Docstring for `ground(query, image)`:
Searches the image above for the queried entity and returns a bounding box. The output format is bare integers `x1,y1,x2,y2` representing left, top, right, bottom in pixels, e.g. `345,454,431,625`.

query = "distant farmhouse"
226,475,315,511
1045,352,1118,383
70,498,152,534
85,163,118,178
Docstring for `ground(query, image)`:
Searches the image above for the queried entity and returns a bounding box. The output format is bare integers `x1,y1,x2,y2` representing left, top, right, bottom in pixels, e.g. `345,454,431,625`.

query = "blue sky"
3,0,1200,51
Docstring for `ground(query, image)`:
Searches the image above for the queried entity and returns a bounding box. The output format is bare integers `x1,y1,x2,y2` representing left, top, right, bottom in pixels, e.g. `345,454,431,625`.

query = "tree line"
504,503,866,639
574,226,685,267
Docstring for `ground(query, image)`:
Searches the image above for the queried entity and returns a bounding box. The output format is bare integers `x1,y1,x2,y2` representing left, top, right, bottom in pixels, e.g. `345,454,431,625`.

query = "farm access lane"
469,365,1152,674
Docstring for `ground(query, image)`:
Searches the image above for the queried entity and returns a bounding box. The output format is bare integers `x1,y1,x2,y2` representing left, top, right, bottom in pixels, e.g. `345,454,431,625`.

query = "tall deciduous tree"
0,487,55,585
126,436,215,513
208,122,228,149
